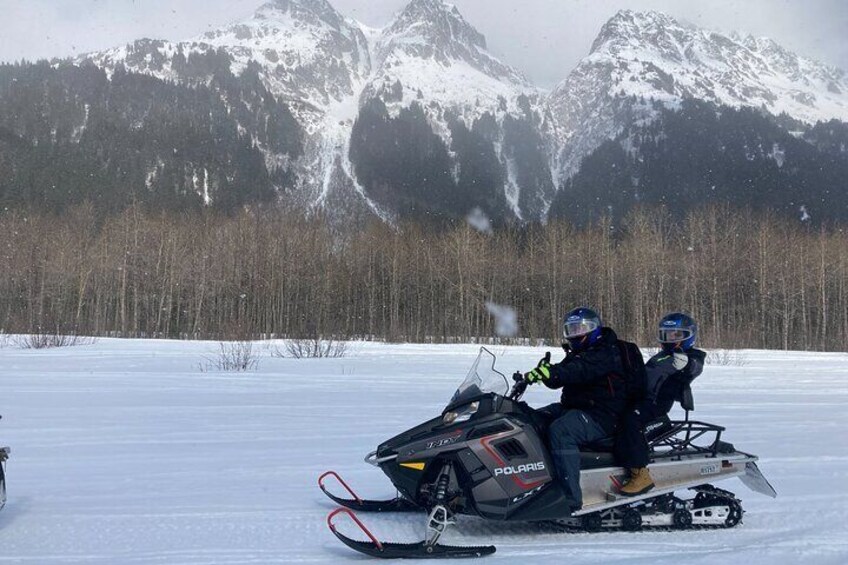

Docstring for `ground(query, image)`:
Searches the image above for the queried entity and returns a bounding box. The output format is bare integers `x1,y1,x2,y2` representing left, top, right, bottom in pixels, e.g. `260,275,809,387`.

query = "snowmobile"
0,415,8,512
320,348,776,559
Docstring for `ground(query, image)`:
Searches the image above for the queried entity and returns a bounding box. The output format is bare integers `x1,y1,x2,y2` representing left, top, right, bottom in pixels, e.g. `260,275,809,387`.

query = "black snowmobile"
320,348,776,559
0,415,8,512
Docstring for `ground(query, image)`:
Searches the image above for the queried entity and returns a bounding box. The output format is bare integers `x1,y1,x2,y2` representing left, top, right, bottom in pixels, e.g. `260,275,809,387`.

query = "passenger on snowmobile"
523,307,628,510
616,312,706,496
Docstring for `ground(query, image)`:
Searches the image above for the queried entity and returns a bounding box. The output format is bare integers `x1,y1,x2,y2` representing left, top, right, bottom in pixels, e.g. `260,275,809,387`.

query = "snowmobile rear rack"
649,419,726,460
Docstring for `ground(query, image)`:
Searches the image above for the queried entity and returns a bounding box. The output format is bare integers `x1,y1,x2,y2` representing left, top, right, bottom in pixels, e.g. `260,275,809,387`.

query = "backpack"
617,340,648,404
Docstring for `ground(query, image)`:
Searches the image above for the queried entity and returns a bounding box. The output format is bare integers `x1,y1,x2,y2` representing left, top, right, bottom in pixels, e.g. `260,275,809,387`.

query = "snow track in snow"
0,340,845,563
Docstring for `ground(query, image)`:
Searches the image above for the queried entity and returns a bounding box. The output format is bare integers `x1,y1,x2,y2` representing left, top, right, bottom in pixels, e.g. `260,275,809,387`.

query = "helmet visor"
563,319,599,339
658,328,693,344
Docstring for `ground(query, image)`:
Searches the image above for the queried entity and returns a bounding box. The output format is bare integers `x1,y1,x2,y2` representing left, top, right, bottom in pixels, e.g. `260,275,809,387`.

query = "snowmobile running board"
327,507,496,559
573,451,775,516
319,471,419,513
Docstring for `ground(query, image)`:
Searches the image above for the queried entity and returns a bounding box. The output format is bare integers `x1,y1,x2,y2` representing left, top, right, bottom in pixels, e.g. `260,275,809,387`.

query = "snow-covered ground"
0,339,845,564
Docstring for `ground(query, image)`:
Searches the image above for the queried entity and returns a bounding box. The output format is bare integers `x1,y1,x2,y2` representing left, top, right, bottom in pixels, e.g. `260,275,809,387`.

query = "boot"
619,467,655,497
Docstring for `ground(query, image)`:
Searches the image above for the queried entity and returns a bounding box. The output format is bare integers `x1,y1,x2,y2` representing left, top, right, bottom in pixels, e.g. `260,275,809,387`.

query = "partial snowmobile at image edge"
319,348,777,559
0,415,9,513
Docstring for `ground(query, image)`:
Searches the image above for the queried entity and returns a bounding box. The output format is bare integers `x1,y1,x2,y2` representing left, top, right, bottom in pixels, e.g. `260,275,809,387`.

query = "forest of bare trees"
0,203,846,351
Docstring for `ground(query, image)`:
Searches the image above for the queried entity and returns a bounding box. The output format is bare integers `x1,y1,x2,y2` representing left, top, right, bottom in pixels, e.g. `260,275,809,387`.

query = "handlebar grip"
509,380,528,400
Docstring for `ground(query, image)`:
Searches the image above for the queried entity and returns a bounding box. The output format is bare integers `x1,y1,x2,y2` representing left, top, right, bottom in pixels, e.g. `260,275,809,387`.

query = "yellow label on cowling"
400,462,426,471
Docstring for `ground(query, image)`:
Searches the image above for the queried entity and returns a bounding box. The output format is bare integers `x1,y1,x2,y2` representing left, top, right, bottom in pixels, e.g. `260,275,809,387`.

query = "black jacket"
542,327,628,434
645,348,706,415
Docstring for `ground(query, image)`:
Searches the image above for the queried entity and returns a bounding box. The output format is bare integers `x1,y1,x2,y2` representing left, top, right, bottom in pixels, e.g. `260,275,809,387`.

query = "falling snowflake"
466,207,492,235
485,302,518,338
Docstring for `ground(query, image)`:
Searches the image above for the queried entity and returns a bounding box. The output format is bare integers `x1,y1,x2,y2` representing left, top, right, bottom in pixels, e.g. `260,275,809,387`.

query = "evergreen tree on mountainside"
0,57,302,214
350,99,519,224
549,99,848,225
448,114,510,222
501,94,555,219
350,99,455,222
805,119,848,158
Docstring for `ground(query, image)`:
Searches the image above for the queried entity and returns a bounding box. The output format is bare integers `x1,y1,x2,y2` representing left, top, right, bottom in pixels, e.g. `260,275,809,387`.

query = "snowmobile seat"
644,415,673,441
579,436,617,469
579,450,617,469
582,436,614,452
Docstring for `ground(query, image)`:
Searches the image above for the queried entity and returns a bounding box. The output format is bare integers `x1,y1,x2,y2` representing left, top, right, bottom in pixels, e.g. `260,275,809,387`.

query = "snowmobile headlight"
443,401,479,425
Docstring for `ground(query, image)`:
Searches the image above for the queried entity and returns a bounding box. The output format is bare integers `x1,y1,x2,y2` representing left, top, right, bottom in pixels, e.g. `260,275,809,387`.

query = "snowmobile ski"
319,471,419,512
327,507,495,559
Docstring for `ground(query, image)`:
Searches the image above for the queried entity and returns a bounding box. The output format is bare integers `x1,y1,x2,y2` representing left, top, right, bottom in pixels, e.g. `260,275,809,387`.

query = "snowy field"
0,339,846,564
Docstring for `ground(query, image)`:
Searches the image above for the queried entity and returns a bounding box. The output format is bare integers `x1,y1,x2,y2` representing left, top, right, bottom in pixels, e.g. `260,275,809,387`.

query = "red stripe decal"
480,433,546,490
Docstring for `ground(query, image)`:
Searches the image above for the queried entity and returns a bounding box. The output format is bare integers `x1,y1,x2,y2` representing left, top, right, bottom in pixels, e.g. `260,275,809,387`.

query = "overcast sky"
1,0,846,88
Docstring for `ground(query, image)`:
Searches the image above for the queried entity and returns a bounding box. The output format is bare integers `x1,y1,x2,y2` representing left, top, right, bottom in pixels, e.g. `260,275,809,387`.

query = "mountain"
82,0,384,222
545,10,848,185
85,0,370,128
351,0,552,222
0,3,846,226
78,0,552,224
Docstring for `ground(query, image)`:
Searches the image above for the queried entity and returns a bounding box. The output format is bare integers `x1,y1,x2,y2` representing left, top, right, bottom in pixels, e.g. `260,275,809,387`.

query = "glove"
672,353,688,370
524,361,552,384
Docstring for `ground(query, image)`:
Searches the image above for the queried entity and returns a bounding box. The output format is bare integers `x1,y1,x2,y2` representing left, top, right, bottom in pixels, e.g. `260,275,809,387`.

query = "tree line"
0,203,846,352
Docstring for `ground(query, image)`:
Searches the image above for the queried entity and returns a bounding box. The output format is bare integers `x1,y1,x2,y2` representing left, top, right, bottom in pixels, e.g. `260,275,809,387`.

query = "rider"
615,312,706,496
524,307,628,511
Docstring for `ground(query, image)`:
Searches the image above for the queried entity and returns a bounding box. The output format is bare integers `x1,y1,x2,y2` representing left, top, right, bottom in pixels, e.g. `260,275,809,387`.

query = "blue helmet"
563,307,602,351
658,312,697,351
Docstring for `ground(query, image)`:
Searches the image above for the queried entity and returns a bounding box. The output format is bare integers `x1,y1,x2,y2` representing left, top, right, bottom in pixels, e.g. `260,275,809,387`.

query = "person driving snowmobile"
615,312,706,496
523,307,628,511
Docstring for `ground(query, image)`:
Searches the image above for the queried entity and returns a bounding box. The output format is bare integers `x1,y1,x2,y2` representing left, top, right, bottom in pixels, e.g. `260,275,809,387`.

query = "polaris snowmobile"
320,348,776,559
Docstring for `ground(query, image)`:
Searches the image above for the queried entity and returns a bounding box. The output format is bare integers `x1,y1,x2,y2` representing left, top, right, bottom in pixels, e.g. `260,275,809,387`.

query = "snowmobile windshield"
449,348,509,408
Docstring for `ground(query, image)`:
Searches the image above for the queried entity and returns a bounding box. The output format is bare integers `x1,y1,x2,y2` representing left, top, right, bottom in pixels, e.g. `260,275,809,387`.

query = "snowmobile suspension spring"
434,463,452,504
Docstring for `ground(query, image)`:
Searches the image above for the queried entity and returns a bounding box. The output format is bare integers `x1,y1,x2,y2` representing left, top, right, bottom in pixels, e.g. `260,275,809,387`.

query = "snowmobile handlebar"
509,351,551,400
509,371,527,400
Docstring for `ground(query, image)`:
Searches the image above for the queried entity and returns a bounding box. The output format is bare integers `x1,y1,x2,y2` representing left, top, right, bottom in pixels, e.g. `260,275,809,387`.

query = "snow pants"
539,403,607,509
614,402,665,469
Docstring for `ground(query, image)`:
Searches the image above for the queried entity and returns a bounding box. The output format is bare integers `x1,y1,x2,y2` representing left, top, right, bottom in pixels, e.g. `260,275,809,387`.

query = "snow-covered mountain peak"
376,0,527,86
545,9,848,185
590,10,690,57
386,0,485,50
253,0,344,28
586,10,848,119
